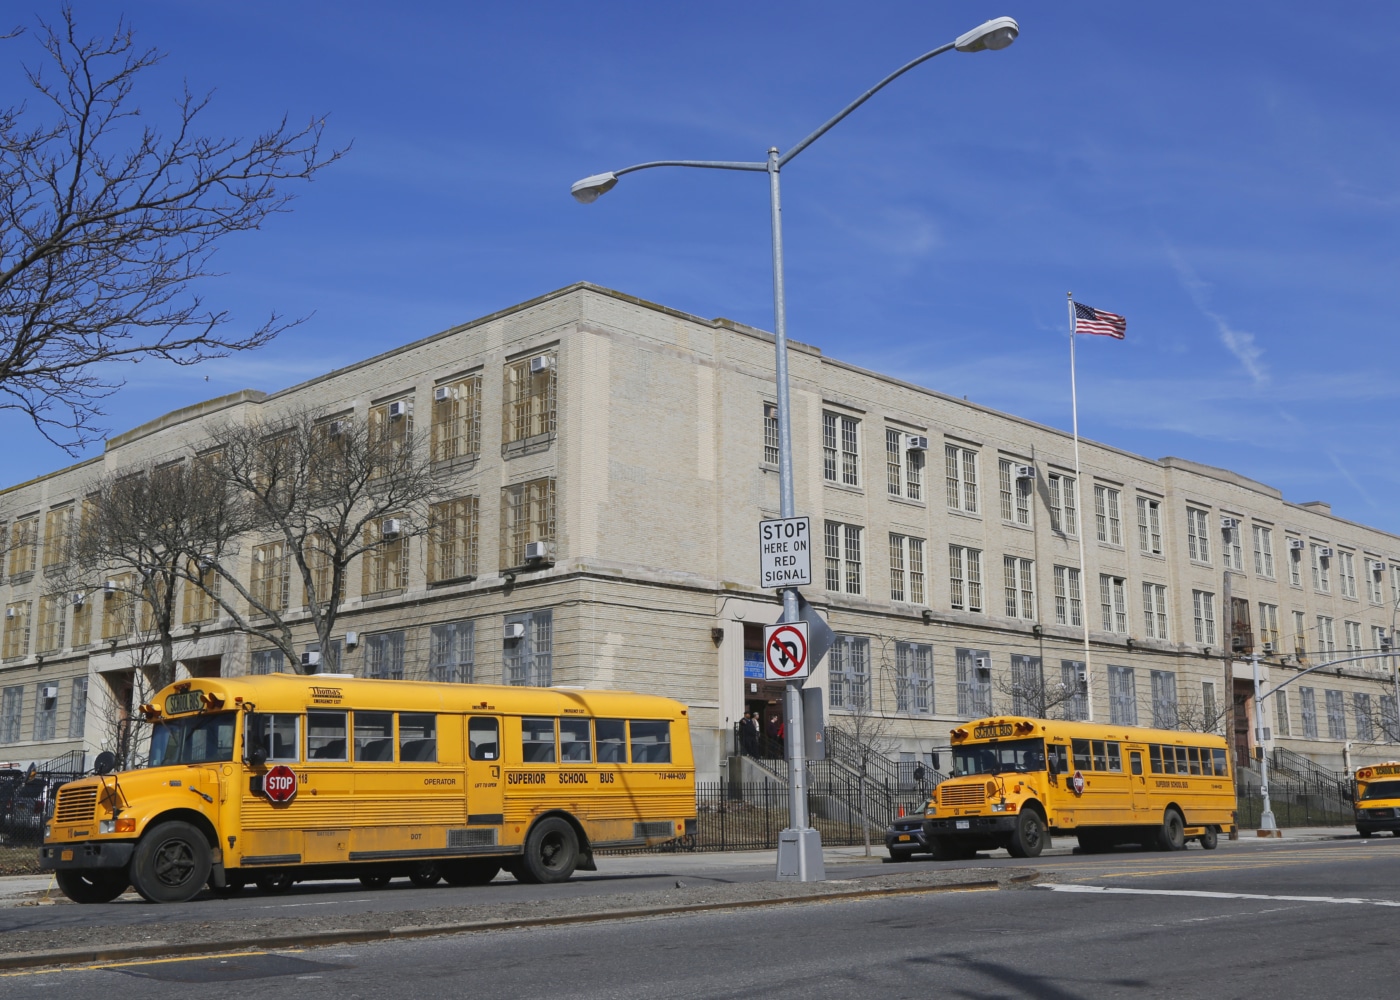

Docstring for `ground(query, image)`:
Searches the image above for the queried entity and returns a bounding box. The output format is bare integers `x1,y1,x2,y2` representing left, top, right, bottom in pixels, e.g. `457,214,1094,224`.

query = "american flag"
1073,301,1126,340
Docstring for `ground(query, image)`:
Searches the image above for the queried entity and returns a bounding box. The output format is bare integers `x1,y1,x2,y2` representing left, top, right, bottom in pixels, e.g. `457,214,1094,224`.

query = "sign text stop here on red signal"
759,516,812,588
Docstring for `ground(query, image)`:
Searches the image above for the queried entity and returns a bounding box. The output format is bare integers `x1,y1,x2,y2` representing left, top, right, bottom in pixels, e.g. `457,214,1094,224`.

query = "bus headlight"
991,802,1010,812
44,824,50,839
924,806,937,817
99,817,136,834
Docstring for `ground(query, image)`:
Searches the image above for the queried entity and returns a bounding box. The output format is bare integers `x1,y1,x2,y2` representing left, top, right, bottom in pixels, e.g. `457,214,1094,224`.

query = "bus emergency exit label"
759,516,812,588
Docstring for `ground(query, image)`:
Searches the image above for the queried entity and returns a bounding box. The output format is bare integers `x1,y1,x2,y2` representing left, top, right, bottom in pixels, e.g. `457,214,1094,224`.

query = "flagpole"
1068,292,1094,722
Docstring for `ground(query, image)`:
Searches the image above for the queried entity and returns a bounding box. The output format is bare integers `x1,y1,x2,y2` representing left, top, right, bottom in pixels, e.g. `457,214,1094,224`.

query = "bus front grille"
939,784,986,807
54,785,98,824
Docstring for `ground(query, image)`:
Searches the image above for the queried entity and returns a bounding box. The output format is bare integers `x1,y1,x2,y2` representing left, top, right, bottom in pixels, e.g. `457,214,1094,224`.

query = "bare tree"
995,659,1084,720
200,409,441,672
0,8,346,449
1173,687,1231,735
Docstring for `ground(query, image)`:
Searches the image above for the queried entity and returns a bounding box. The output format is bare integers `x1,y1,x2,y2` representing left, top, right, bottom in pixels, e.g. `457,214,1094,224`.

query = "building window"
956,648,992,717
251,540,291,613
183,563,221,625
1060,661,1087,720
429,620,474,683
101,575,134,641
428,496,479,583
1137,497,1163,556
503,352,557,446
501,477,556,569
1010,655,1044,716
362,520,409,597
1002,556,1035,620
1292,610,1307,660
1344,620,1362,653
1222,521,1243,571
367,396,415,473
1202,681,1218,733
303,639,343,673
1150,670,1178,729
945,445,979,513
1299,687,1318,739
1258,603,1279,649
250,649,283,675
33,683,57,741
1274,689,1290,738
71,595,92,648
824,521,863,596
889,534,925,604
949,545,983,613
1186,507,1211,563
365,630,406,680
0,687,21,743
763,403,780,466
1141,583,1168,640
1373,625,1389,655
1094,485,1122,545
1288,539,1304,587
887,429,904,497
1108,665,1137,726
1392,564,1400,606
34,595,65,655
68,677,88,739
1053,566,1083,627
1367,559,1385,604
1253,525,1275,578
906,445,923,501
42,505,73,570
1316,616,1336,655
3,601,32,659
1338,551,1357,600
822,412,860,487
505,609,553,686
8,516,38,579
1099,575,1127,633
1382,694,1399,742
895,641,933,714
1324,689,1346,739
828,635,871,710
1354,693,1374,742
431,372,483,464
1048,473,1076,535
1192,590,1216,645
998,460,1031,526
1311,544,1331,593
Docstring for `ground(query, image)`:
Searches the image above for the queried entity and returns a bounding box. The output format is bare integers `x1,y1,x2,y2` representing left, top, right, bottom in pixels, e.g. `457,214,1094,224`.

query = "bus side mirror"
1343,784,1354,803
93,751,116,775
1047,756,1060,778
248,746,268,768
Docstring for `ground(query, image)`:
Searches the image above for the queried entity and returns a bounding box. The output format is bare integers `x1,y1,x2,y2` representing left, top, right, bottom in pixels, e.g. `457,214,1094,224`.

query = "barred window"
886,429,903,497
1048,473,1076,535
8,517,37,577
1259,603,1280,649
1222,520,1243,571
365,630,406,680
303,639,342,674
0,686,21,743
1316,616,1335,655
956,648,992,717
1150,670,1178,728
183,562,221,624
72,596,92,647
1354,692,1374,742
824,521,863,595
1137,497,1163,555
949,545,983,612
1186,507,1211,562
501,478,556,569
1094,485,1122,545
367,397,414,475
1300,687,1318,739
1274,688,1290,738
763,403,780,466
1338,551,1357,600
1010,654,1043,716
33,682,57,741
822,412,860,486
251,540,291,612
35,594,65,654
828,635,870,710
307,533,345,607
1141,583,1168,640
998,460,1031,525
1060,661,1087,720
1053,565,1082,627
505,609,553,686
503,353,557,445
906,446,923,501
1003,556,1035,620
361,519,409,597
250,649,284,675
431,373,483,463
429,497,479,583
1099,575,1127,633
68,677,88,739
1253,525,1275,578
430,621,475,683
42,505,73,569
946,445,978,513
1192,590,1216,645
889,534,925,604
1311,544,1331,593
1108,665,1137,726
1325,689,1346,739
895,641,933,714
101,575,134,641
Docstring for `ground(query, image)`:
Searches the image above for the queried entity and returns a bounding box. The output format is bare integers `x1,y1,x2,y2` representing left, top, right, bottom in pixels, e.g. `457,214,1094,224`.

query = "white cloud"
1166,246,1270,387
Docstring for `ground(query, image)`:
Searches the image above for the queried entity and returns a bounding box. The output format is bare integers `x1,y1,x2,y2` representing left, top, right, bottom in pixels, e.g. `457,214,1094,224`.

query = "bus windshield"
149,713,237,766
954,738,1046,776
1360,780,1400,801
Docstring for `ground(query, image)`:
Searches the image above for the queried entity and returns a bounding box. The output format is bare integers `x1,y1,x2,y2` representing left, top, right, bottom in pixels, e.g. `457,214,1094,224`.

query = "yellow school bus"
921,716,1237,858
39,674,695,903
1353,762,1400,838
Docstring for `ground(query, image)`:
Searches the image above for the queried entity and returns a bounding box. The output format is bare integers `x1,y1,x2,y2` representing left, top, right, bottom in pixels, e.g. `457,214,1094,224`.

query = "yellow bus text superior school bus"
921,716,1237,858
39,674,696,903
1352,762,1400,838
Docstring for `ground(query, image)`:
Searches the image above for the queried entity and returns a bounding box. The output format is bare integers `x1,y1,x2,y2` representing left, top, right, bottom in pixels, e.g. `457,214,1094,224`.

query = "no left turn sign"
764,621,810,681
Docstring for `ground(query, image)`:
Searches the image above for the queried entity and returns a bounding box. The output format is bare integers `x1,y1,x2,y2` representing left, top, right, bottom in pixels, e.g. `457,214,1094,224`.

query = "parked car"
885,814,933,861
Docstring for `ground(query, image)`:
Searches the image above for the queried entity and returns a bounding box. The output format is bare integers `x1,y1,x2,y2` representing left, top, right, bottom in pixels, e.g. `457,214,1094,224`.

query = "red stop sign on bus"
262,764,297,803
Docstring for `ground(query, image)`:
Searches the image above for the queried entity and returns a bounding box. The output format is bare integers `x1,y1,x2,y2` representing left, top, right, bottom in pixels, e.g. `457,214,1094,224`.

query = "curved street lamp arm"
778,41,958,168
615,159,768,177
1258,651,1398,702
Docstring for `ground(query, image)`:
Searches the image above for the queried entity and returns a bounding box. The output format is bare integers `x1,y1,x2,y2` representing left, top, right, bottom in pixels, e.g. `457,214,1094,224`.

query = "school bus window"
308,711,347,760
1149,744,1163,773
355,711,395,762
1105,742,1122,772
596,719,626,763
1072,739,1091,771
1175,746,1189,774
400,713,437,762
247,713,300,762
522,717,556,763
151,713,236,766
468,717,498,760
560,718,591,762
1360,779,1400,800
1047,743,1069,775
1090,740,1107,771
1212,748,1228,776
1130,751,1143,776
630,720,671,763
1188,747,1203,775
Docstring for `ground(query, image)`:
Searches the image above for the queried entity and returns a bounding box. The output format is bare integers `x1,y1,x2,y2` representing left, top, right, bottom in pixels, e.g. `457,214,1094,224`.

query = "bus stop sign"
263,764,298,803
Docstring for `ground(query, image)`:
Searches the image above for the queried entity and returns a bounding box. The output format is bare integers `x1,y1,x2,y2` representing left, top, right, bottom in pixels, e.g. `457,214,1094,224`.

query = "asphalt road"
5,837,1400,996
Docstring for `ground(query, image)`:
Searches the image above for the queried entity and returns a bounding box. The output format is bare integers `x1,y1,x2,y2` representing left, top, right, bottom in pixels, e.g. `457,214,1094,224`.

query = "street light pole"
571,16,1020,882
1251,652,1277,832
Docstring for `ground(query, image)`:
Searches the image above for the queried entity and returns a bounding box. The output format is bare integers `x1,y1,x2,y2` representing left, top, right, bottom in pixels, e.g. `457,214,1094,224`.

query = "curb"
0,872,1039,972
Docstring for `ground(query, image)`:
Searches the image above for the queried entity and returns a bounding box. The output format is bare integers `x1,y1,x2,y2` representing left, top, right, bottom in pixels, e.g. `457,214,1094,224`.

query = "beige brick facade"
2,284,1398,779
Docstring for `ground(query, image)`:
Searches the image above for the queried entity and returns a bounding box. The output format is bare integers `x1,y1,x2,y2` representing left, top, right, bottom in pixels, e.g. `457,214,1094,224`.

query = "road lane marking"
1040,884,1400,907
0,950,303,978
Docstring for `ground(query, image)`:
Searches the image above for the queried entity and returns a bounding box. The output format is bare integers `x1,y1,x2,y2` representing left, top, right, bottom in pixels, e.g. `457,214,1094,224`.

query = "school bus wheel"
1007,807,1046,859
442,860,501,886
129,820,212,903
256,872,294,894
55,869,129,904
1199,826,1219,850
517,816,580,884
1156,808,1186,851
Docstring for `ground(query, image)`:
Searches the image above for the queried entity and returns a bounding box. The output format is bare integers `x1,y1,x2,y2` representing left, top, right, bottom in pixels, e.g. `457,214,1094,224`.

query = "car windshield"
1360,780,1400,801
953,738,1046,776
148,713,236,766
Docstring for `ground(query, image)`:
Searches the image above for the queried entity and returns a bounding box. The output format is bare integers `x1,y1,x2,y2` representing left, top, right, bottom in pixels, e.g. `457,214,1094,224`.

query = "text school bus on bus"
38,674,696,903
921,716,1237,858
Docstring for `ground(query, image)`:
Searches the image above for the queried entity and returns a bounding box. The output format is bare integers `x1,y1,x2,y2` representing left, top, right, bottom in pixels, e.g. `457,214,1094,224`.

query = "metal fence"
1235,776,1352,828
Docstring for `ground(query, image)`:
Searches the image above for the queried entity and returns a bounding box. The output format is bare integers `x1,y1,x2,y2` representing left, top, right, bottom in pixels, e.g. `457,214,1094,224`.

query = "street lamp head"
954,16,1020,53
570,172,618,204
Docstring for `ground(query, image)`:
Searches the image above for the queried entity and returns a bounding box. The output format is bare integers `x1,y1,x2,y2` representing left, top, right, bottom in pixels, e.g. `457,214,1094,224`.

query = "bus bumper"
923,816,1019,837
39,840,135,871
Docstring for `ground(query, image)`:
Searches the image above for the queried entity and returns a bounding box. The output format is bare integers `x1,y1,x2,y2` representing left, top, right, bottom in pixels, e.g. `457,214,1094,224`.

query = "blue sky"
6,2,1400,532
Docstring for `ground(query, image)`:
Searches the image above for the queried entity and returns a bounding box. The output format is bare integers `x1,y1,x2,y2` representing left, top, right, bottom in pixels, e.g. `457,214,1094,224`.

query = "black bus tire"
358,873,392,889
1156,809,1186,851
517,817,579,884
256,872,295,893
1200,826,1219,850
56,869,128,904
408,863,441,888
1008,809,1046,859
129,821,212,903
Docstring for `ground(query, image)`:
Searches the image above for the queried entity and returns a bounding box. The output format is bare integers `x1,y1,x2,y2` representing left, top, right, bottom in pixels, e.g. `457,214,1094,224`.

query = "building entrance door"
1233,679,1254,769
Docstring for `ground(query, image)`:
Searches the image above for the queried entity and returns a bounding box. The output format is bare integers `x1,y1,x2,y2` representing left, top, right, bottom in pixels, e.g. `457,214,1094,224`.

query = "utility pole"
1251,652,1277,833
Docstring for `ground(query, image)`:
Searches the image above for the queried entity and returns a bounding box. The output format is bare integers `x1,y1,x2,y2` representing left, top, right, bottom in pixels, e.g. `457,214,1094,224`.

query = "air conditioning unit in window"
1012,464,1034,480
1318,546,1334,559
41,685,57,700
529,355,554,375
1262,641,1276,653
3,608,13,619
327,419,346,439
973,656,991,677
433,385,453,403
1287,538,1305,551
1075,667,1088,683
387,400,412,419
300,651,321,668
381,518,403,538
524,541,551,562
1220,516,1240,530
103,580,117,593
344,631,359,648
1371,560,1386,576
71,592,85,608
905,435,928,452
504,622,526,641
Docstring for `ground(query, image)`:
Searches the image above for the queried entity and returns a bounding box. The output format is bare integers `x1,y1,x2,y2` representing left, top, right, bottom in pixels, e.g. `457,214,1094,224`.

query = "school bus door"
466,716,504,826
1126,747,1148,820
